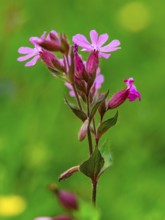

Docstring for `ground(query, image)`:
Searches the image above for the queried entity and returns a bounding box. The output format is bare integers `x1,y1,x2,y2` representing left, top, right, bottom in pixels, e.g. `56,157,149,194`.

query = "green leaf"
80,148,104,179
65,97,87,121
97,111,118,138
74,199,100,220
90,90,109,122
99,141,112,176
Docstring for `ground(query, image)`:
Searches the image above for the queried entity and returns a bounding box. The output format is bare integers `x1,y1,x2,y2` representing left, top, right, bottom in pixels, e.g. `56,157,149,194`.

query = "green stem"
72,84,82,111
92,179,98,206
87,94,93,155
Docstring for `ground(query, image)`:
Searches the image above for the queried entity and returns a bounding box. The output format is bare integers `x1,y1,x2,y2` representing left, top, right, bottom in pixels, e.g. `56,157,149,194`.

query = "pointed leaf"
80,148,104,179
90,90,109,122
99,142,112,176
65,97,87,121
97,111,118,138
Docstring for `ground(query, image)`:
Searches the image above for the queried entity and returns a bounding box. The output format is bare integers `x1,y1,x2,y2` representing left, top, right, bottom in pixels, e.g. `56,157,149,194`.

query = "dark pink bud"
86,51,99,75
108,89,129,109
74,53,85,79
39,31,61,52
40,50,65,72
53,215,73,220
56,190,78,211
40,50,56,68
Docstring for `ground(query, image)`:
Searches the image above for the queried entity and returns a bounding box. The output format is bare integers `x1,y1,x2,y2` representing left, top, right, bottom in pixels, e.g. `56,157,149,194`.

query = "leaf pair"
80,143,112,180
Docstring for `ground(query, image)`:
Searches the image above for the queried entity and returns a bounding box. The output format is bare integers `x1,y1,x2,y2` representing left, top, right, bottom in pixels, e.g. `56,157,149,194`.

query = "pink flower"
17,32,46,66
108,77,141,109
124,78,141,101
72,30,121,59
31,30,62,52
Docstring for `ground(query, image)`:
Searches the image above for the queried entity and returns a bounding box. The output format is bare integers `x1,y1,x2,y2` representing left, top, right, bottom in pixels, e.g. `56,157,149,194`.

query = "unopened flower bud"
49,184,78,211
58,166,80,181
78,119,89,141
39,31,61,52
86,51,99,75
74,53,85,79
108,89,129,109
54,215,73,220
40,50,65,72
34,215,72,220
60,33,70,54
57,190,78,211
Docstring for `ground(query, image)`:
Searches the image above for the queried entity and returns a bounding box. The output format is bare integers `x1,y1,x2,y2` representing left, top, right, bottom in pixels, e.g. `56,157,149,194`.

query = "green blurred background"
0,0,165,219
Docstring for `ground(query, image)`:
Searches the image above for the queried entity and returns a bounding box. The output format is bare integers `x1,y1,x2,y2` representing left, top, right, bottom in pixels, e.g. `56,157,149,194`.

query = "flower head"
124,77,141,101
108,77,141,109
73,30,121,59
17,32,46,66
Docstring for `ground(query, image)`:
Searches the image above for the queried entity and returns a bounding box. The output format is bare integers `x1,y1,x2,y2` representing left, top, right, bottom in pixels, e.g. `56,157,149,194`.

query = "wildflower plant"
18,29,141,219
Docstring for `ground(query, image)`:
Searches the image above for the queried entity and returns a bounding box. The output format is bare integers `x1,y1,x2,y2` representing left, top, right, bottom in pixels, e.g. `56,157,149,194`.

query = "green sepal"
65,97,87,121
48,67,69,82
90,90,109,122
99,141,112,176
80,148,104,179
97,111,118,138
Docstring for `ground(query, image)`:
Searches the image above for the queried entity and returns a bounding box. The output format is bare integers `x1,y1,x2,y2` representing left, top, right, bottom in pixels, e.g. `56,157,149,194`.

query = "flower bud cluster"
18,29,140,110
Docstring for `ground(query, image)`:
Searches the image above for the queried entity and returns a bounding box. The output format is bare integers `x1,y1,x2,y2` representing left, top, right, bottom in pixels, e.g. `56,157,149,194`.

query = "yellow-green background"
0,0,165,219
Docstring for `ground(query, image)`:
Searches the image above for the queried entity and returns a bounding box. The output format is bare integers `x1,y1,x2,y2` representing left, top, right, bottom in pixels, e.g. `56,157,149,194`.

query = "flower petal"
99,52,111,59
72,34,91,50
90,30,98,45
97,33,109,47
95,74,104,89
100,40,121,52
17,53,35,62
18,47,34,54
65,82,75,97
25,55,40,66
128,85,141,101
30,36,42,45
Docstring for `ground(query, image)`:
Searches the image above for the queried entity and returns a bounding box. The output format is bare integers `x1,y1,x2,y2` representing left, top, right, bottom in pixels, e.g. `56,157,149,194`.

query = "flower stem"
92,179,98,206
72,84,82,111
87,94,93,156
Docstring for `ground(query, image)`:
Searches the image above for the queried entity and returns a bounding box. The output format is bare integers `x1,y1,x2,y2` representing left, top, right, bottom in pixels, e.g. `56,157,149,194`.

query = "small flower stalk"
18,29,141,217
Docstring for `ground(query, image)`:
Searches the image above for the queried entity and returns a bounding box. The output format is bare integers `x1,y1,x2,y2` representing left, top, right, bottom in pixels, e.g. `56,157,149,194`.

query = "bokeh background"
0,0,165,219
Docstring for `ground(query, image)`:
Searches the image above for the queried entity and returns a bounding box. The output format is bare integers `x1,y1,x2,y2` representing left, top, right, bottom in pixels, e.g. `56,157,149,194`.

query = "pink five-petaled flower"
108,77,141,109
72,30,121,59
17,32,46,66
